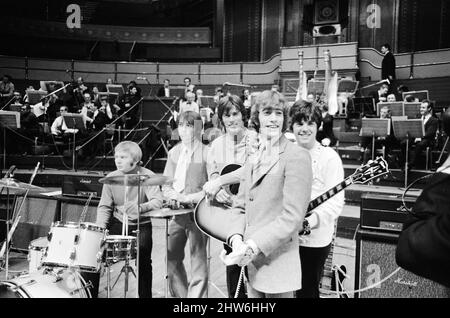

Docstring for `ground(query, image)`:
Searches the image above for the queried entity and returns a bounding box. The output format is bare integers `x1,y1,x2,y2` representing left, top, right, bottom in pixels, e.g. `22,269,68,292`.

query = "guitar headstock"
351,157,390,185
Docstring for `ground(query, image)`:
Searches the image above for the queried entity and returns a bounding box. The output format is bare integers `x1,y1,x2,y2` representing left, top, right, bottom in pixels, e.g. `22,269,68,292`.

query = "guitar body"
194,197,232,243
194,163,242,243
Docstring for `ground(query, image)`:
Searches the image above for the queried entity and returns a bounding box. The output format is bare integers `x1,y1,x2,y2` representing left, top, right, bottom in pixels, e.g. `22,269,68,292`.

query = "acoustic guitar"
194,156,389,243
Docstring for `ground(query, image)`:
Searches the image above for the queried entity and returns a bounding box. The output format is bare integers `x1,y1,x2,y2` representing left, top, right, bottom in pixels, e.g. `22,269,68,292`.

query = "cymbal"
99,174,173,186
0,178,47,192
141,208,192,219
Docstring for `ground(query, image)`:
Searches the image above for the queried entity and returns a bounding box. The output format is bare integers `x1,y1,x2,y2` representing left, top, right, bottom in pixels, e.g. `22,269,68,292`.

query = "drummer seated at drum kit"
88,141,163,298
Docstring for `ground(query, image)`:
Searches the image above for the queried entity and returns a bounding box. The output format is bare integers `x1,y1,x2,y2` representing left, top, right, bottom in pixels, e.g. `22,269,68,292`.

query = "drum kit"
0,169,182,298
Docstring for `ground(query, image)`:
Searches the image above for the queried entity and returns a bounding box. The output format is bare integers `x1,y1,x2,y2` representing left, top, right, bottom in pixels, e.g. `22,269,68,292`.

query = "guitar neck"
307,176,353,214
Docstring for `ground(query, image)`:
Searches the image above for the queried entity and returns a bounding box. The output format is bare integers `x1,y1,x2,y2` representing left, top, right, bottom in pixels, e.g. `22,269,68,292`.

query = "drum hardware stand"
110,257,136,298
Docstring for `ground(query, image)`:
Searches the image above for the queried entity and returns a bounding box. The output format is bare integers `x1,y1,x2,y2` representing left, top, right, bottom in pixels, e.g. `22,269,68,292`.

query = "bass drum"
0,269,91,298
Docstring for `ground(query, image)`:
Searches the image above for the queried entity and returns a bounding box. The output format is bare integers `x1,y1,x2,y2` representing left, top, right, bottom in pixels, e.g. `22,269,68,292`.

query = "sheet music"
199,96,215,108
62,113,86,130
392,119,424,139
377,102,404,117
360,118,390,137
403,102,421,119
0,111,20,129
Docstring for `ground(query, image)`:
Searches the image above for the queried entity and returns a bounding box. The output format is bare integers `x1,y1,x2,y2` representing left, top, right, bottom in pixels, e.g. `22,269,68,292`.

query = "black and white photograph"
0,0,449,304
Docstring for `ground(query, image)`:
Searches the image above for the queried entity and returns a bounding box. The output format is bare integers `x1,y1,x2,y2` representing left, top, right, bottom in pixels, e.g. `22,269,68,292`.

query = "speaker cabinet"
355,229,450,298
62,174,103,198
314,0,339,25
59,196,100,224
313,24,342,37
11,195,59,251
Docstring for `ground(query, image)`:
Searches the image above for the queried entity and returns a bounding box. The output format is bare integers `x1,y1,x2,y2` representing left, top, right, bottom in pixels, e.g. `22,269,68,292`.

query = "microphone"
136,76,147,80
4,165,17,178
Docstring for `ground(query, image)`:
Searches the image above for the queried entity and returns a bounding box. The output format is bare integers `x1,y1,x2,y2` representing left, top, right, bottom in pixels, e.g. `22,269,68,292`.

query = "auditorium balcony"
0,0,220,62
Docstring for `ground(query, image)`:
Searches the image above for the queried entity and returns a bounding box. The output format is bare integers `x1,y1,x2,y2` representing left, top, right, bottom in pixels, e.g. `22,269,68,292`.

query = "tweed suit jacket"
227,135,312,293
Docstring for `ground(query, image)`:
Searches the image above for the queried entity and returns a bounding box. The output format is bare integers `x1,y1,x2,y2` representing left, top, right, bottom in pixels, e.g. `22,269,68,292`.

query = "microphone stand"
435,136,449,165
72,118,77,172
1,96,17,110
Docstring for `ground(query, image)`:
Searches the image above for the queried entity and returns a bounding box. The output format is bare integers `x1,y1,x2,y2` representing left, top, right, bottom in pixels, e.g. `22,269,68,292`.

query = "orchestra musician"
118,83,142,129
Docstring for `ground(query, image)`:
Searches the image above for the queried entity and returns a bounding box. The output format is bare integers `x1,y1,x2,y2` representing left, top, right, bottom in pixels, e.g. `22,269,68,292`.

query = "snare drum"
43,222,107,272
28,237,48,273
0,269,91,298
104,235,137,264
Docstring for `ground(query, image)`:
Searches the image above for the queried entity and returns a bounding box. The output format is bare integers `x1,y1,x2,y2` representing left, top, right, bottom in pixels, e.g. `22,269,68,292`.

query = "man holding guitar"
289,100,345,298
206,95,257,298
215,90,313,298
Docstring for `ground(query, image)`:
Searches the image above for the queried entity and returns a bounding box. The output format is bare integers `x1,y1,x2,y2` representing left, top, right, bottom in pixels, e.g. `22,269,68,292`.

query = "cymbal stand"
134,169,141,298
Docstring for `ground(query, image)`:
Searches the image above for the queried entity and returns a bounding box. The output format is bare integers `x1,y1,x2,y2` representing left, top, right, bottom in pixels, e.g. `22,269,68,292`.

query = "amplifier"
62,174,104,198
360,193,419,233
355,228,450,298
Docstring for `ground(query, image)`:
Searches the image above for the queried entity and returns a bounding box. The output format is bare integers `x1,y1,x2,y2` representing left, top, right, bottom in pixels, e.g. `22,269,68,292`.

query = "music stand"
198,96,215,109
308,80,325,96
99,92,119,105
26,90,47,105
106,84,125,97
338,80,359,94
377,102,404,117
361,118,390,161
9,105,23,112
0,111,20,171
62,113,85,171
403,102,421,119
392,119,424,188
402,90,429,102
352,97,375,116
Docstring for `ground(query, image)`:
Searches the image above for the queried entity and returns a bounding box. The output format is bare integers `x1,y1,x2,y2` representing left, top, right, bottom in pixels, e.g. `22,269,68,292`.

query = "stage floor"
1,216,357,298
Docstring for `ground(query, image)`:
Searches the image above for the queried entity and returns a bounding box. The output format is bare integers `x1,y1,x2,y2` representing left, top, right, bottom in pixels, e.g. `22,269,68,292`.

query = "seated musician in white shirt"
51,106,79,136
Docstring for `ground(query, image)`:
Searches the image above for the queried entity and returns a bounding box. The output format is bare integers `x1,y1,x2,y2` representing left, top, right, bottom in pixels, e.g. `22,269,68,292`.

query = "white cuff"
307,212,320,229
246,239,260,255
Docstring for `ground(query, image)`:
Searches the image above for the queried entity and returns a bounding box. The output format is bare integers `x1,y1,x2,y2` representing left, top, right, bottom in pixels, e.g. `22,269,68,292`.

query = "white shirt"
422,113,431,125
179,101,199,114
298,141,345,247
164,87,170,97
172,141,201,193
51,116,78,135
206,129,257,178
